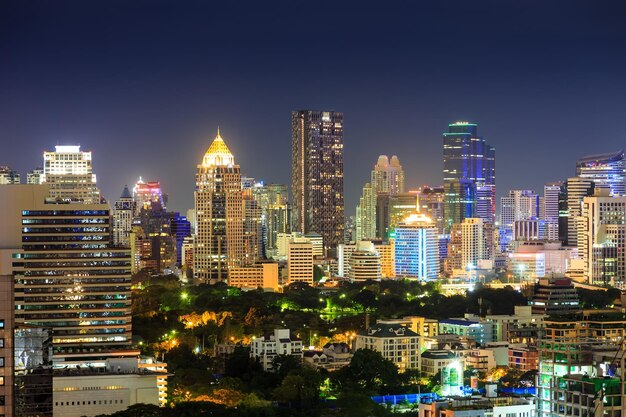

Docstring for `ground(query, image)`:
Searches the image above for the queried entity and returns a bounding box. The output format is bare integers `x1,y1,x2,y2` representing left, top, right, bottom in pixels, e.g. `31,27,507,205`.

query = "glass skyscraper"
394,213,439,280
576,150,625,196
291,110,344,249
443,122,495,230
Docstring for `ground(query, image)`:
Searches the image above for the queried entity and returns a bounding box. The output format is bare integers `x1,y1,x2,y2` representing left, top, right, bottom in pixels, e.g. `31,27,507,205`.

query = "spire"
120,184,132,199
201,128,235,167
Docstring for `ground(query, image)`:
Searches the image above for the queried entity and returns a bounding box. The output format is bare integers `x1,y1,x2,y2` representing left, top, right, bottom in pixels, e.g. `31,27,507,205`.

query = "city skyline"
3,1,626,213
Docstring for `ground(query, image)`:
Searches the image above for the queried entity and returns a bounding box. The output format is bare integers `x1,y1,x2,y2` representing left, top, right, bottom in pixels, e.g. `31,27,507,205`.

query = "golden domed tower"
194,129,244,284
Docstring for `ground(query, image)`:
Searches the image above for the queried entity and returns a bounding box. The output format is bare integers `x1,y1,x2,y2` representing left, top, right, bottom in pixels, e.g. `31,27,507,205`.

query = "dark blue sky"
2,0,626,214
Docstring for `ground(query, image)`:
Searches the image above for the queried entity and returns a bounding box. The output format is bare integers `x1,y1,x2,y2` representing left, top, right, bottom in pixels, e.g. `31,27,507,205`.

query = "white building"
112,185,135,247
356,324,420,372
567,177,594,247
394,212,439,280
461,218,486,270
277,232,301,258
42,145,100,203
349,241,381,280
579,190,626,287
250,329,303,371
287,237,314,284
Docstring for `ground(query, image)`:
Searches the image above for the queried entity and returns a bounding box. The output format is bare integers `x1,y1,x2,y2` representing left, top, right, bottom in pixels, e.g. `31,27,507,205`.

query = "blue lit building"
170,214,191,267
576,150,625,196
443,122,495,230
394,213,439,280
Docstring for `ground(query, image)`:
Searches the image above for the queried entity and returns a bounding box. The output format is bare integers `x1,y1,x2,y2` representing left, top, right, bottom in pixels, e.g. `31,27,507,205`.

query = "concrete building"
508,345,538,371
576,150,626,196
579,190,626,287
112,185,136,247
349,241,381,280
0,275,14,417
420,396,536,417
42,145,100,203
438,315,494,345
420,350,460,377
356,324,420,372
461,218,486,270
338,240,394,278
228,263,279,291
394,212,439,280
566,177,595,247
530,278,580,315
194,130,244,284
250,329,303,371
0,165,20,184
302,342,352,371
291,110,344,249
484,306,545,343
26,167,43,184
287,237,314,284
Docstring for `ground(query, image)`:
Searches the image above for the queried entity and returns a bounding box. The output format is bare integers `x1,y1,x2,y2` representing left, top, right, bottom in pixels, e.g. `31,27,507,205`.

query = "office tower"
349,241,381,280
444,224,462,275
418,186,445,234
543,182,565,241
576,150,625,196
443,122,495,230
170,214,191,267
475,184,495,225
133,178,166,215
287,237,314,284
338,240,394,278
228,262,279,292
112,185,136,247
356,182,376,241
500,190,540,234
27,167,43,184
242,187,263,263
444,178,476,230
371,155,405,195
388,192,419,233
0,185,131,355
579,190,626,287
461,218,486,270
394,212,439,280
186,208,196,235
513,219,545,241
194,130,244,283
566,177,595,247
291,110,344,249
42,145,100,203
0,165,20,184
265,184,290,252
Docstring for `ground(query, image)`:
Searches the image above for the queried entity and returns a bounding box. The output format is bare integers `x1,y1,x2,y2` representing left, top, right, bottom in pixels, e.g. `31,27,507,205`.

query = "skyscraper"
443,122,495,229
444,179,476,230
357,155,406,241
194,130,244,284
42,145,100,203
291,110,344,249
543,182,565,242
394,212,439,280
576,150,625,196
112,185,136,247
566,177,595,247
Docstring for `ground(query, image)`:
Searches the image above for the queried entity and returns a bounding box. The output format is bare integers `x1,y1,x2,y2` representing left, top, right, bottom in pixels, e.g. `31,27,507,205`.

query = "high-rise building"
27,167,43,184
242,187,264,263
170,214,191,267
349,241,381,281
443,122,495,230
356,182,376,241
257,183,290,252
0,275,15,417
133,178,166,215
444,179,476,231
42,145,100,203
543,182,565,242
500,190,540,236
418,186,445,235
371,155,405,195
194,130,244,284
394,212,439,280
475,184,495,225
566,177,595,247
461,218,486,270
579,190,626,287
576,150,625,196
112,185,136,247
0,185,131,356
287,237,314,284
0,165,20,184
291,110,344,248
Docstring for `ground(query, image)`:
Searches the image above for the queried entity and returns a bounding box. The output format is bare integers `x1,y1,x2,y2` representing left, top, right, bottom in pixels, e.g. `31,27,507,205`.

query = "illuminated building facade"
443,122,495,230
27,167,43,184
133,179,165,215
194,130,244,284
461,218,486,270
349,241,381,280
0,185,132,356
566,177,595,247
394,213,439,280
42,145,100,203
543,182,566,242
356,325,420,372
0,275,15,417
419,186,445,234
287,237,314,284
579,191,626,287
576,150,625,196
291,110,344,248
112,185,135,247
242,187,263,264
0,165,20,184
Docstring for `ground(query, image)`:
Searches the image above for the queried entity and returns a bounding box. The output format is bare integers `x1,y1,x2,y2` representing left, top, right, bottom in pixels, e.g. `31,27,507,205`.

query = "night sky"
2,1,626,214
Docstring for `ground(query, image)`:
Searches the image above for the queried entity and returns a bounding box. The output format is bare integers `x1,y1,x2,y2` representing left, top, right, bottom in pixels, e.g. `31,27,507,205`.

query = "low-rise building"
439,315,494,345
420,396,536,417
228,262,279,291
420,349,460,376
508,345,538,371
302,343,352,371
250,329,303,371
355,324,419,372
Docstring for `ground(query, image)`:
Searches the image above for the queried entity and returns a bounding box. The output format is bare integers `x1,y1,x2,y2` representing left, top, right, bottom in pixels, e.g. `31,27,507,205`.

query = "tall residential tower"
291,110,344,249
